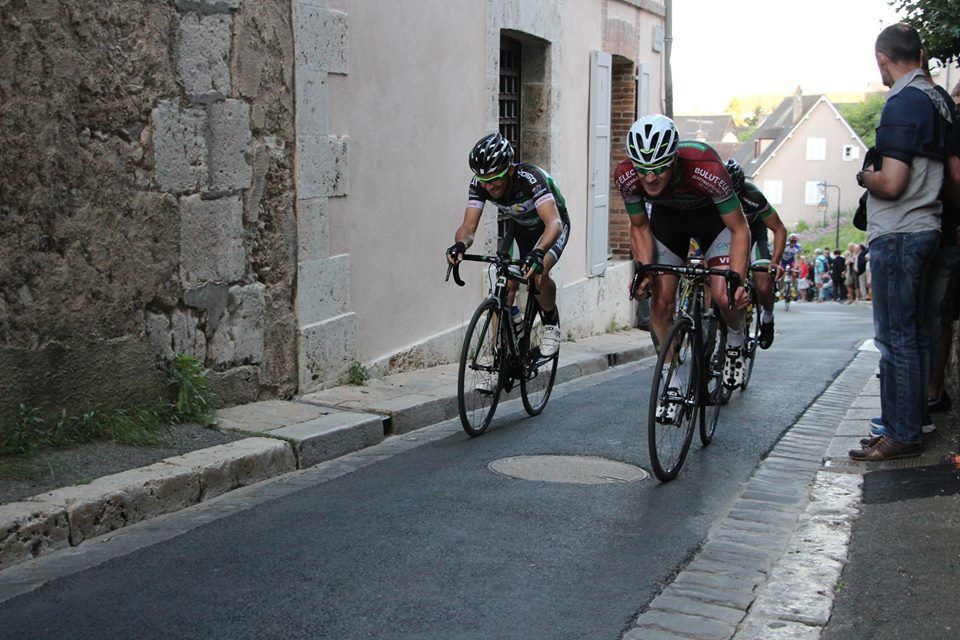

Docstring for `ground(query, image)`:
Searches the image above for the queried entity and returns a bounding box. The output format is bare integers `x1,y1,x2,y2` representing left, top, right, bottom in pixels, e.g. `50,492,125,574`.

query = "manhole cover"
488,455,649,484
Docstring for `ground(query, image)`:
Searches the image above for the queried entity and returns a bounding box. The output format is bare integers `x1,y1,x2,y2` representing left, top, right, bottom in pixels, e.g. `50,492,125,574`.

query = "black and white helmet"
723,158,745,193
468,133,514,176
626,114,679,167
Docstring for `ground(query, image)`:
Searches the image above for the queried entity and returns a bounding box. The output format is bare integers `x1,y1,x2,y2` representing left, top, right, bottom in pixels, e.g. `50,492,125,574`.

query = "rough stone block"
299,312,356,392
0,500,70,569
271,411,384,468
297,5,347,74
208,99,252,193
171,308,206,359
297,134,348,199
176,0,242,12
295,66,329,141
209,283,266,366
179,13,232,102
183,282,230,331
209,365,260,407
37,464,201,545
145,311,174,361
163,437,296,501
296,254,349,325
179,194,245,286
297,197,330,261
152,99,207,193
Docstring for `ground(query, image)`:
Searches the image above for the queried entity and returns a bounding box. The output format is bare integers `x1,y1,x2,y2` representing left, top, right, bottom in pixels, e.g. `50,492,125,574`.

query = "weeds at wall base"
0,354,216,462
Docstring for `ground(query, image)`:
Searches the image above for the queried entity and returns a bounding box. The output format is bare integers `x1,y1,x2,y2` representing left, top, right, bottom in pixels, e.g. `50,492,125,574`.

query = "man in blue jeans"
849,23,956,462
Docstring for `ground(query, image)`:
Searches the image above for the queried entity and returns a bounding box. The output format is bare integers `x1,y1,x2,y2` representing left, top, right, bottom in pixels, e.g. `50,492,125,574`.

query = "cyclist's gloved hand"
523,248,545,277
446,241,466,265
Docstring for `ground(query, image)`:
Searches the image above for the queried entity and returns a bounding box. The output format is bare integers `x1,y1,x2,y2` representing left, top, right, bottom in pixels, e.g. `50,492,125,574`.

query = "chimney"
792,86,803,123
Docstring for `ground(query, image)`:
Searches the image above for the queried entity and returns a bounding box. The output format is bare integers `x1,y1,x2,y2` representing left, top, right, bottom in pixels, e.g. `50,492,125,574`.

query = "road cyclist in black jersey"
447,133,570,392
723,159,787,349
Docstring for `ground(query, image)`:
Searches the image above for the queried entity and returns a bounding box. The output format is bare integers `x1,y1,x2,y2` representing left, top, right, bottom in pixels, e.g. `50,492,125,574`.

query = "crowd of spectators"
781,243,870,304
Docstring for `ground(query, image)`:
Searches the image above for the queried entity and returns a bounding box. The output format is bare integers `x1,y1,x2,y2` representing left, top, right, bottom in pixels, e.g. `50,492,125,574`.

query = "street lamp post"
817,196,828,227
818,181,842,247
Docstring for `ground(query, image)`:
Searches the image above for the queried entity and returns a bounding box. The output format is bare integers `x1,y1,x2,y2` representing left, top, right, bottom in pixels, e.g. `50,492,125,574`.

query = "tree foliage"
890,0,960,62
841,94,886,148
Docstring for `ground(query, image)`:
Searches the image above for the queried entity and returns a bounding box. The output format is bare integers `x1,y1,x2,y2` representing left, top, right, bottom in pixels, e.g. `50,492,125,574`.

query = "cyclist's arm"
454,206,484,250
533,199,563,253
763,208,787,269
720,204,750,284
628,209,654,266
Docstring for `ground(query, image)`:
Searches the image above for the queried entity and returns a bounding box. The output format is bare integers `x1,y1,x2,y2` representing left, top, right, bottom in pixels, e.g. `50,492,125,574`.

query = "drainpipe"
663,0,673,118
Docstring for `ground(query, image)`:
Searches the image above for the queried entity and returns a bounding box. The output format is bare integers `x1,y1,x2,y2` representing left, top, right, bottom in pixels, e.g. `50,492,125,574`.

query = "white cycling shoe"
475,372,499,394
657,385,683,423
540,324,561,357
722,346,745,389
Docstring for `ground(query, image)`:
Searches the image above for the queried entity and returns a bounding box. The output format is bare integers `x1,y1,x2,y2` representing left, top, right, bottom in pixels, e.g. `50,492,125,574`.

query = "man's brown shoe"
859,435,883,448
849,436,922,461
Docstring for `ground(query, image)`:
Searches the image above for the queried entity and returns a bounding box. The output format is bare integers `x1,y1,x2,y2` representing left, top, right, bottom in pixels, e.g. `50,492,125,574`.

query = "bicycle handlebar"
445,253,540,295
631,262,742,310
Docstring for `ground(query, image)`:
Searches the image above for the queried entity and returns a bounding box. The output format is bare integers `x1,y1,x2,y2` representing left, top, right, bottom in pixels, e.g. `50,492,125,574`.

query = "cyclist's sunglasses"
475,166,509,183
632,159,674,176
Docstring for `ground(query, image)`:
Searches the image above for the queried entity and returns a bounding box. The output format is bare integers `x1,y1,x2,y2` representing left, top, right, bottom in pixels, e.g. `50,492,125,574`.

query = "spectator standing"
813,248,828,301
849,23,955,462
831,248,846,301
844,243,859,302
922,64,960,413
797,255,810,302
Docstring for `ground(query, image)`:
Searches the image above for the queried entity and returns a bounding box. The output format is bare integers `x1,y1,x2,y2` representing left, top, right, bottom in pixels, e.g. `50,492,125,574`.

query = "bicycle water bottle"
511,305,524,340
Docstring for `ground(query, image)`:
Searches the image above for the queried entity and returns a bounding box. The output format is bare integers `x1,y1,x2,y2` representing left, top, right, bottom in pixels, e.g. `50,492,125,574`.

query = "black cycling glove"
446,241,466,262
523,248,545,274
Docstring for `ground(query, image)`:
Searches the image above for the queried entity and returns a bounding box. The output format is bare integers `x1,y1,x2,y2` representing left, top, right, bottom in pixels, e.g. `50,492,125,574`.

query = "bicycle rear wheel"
741,301,760,392
457,300,504,437
701,317,727,446
648,318,699,482
520,312,558,416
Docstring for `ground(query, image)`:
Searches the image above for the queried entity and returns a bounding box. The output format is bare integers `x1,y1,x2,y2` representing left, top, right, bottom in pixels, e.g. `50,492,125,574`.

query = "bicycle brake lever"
445,263,453,282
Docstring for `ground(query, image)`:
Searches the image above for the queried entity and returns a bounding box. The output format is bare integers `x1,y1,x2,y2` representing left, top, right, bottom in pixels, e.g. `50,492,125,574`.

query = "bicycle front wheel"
457,300,504,437
520,313,558,416
701,321,727,446
741,302,760,392
648,318,699,482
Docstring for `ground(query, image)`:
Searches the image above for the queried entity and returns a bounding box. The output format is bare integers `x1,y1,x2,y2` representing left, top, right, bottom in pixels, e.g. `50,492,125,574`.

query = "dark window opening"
500,37,521,158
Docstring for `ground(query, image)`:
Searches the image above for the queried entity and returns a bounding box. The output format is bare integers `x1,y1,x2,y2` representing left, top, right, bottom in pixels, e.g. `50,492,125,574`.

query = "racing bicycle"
446,253,559,437
633,260,739,481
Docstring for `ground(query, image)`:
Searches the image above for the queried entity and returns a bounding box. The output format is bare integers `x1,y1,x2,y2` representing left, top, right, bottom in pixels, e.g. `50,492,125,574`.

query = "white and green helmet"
626,114,679,168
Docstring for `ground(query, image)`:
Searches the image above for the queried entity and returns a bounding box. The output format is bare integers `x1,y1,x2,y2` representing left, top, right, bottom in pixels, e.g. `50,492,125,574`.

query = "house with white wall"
731,89,867,228
298,0,667,391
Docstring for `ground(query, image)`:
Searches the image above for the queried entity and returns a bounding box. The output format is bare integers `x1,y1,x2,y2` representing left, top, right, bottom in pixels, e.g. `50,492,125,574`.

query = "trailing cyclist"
446,133,570,392
617,115,751,407
724,159,787,349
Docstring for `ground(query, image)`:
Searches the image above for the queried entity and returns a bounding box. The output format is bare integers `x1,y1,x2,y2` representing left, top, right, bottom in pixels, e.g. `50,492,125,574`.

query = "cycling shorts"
649,203,731,268
498,218,570,266
749,218,771,266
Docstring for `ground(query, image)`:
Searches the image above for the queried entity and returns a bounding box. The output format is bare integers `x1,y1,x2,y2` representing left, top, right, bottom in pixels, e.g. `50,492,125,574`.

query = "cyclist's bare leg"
532,254,558,313
753,270,776,312
709,270,745,332
650,273,680,347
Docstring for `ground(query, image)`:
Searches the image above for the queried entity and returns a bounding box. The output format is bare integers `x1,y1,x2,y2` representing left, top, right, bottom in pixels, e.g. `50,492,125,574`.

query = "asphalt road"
0,301,875,640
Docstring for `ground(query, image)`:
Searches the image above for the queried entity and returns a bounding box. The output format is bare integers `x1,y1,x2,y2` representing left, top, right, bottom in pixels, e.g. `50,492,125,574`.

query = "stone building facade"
0,0,664,421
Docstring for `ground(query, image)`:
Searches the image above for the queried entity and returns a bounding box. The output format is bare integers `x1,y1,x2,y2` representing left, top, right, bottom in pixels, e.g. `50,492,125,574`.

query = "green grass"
790,215,867,255
0,354,216,461
347,361,369,386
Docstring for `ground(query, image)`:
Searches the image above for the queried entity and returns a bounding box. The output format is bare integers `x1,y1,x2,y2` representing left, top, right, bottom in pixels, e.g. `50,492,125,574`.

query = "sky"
671,0,905,115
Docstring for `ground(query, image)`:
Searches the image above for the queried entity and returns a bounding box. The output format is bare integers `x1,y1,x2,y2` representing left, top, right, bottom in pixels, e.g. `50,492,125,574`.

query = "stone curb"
0,437,295,571
0,331,656,573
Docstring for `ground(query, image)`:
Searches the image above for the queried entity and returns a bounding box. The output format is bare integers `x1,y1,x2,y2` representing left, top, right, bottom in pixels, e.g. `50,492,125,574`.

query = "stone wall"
0,0,297,422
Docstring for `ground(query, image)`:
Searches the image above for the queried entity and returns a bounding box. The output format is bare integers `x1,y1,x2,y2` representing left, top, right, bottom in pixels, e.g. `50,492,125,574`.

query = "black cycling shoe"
759,319,774,350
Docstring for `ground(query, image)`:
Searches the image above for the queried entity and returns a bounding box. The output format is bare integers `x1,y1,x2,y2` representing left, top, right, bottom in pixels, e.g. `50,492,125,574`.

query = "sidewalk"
0,329,656,570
